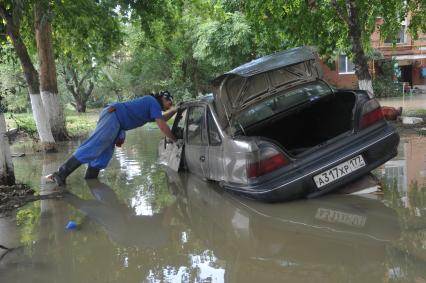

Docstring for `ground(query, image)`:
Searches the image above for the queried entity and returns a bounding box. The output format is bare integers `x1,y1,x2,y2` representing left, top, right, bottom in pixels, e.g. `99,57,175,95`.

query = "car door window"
207,110,221,145
172,108,187,139
187,106,207,145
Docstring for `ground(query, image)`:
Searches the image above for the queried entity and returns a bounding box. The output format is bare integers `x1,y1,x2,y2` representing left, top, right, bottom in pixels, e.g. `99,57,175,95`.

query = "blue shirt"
112,95,163,130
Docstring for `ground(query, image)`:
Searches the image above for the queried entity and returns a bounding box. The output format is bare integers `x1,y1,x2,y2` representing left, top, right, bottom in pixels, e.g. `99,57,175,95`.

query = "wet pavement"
1,128,426,283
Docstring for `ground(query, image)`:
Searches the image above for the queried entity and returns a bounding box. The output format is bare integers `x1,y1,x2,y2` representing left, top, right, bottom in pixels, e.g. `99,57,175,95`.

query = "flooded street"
1,128,426,283
378,93,426,111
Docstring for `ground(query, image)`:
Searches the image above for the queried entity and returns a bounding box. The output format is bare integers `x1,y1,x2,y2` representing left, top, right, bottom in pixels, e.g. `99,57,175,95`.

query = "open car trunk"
243,91,356,156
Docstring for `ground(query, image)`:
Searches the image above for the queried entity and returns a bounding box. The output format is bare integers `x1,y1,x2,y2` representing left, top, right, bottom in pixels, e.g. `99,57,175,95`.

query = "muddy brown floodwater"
378,93,426,111
0,127,425,283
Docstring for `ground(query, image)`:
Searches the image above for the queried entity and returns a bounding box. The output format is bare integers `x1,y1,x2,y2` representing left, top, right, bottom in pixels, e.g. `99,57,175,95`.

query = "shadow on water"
1,129,425,282
63,180,171,248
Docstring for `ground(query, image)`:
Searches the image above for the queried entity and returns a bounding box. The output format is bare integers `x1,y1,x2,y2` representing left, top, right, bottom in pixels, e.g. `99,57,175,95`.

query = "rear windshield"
233,81,332,128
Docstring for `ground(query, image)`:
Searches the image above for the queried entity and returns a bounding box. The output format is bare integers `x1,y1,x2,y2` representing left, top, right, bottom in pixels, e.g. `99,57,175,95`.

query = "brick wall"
320,60,358,89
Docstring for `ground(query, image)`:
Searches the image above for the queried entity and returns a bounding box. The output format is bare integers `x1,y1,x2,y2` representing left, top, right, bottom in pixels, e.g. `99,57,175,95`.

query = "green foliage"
372,79,402,98
418,128,426,137
98,0,263,103
6,109,99,138
16,202,41,245
8,113,37,138
50,1,123,109
3,0,426,116
243,0,426,81
372,60,403,98
192,11,255,69
65,110,98,137
52,0,123,67
0,48,29,113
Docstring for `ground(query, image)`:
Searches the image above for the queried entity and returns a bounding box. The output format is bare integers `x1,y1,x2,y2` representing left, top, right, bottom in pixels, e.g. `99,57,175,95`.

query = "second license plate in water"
313,155,366,189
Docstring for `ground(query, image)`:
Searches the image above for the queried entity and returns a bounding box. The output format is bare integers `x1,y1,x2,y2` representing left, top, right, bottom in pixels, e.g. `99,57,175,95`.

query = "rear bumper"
221,124,400,202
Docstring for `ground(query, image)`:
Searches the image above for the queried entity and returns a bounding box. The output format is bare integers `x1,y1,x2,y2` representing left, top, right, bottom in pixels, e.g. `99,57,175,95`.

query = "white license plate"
313,155,366,189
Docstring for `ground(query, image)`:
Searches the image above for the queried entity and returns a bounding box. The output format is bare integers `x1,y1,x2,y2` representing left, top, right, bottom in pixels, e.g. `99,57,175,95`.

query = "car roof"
180,94,214,107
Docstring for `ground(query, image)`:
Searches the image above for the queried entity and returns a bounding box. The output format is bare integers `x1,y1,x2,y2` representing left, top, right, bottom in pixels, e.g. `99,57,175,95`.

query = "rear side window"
207,110,221,145
234,81,332,128
187,106,207,145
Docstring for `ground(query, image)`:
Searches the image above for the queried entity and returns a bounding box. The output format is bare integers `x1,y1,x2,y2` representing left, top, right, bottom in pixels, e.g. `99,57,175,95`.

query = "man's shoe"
84,166,100,179
49,156,82,186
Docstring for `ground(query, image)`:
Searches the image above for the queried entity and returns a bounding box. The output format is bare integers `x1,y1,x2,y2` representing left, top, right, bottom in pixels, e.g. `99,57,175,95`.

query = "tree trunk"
76,102,86,113
72,98,87,113
63,65,94,113
0,113,15,185
34,0,68,141
344,0,374,97
1,6,56,152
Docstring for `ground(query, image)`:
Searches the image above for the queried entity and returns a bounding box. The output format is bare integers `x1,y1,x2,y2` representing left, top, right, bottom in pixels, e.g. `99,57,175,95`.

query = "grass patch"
418,128,426,136
5,107,173,139
65,109,99,137
6,113,38,139
404,108,426,117
5,109,100,139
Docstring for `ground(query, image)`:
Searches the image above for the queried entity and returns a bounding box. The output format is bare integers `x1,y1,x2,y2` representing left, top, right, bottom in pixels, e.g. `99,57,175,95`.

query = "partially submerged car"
159,46,400,202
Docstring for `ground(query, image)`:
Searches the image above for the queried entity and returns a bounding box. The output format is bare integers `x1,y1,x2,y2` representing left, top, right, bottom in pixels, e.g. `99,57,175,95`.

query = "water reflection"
63,180,171,248
2,129,426,282
165,169,401,282
377,135,426,197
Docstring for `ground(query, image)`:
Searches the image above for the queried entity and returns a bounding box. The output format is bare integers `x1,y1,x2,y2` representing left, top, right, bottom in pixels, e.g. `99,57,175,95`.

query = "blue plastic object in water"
66,221,77,230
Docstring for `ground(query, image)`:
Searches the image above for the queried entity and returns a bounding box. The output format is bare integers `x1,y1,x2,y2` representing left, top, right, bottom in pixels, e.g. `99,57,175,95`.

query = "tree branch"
77,67,95,90
83,81,94,102
0,5,8,20
62,66,77,96
330,0,349,25
70,67,79,98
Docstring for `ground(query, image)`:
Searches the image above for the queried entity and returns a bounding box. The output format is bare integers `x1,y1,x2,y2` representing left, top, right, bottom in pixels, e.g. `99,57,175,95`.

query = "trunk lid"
212,46,324,128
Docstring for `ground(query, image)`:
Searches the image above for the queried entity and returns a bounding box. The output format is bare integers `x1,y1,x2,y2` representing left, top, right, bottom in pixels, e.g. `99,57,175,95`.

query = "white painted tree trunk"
358,79,374,98
0,113,15,185
41,91,66,139
29,93,56,152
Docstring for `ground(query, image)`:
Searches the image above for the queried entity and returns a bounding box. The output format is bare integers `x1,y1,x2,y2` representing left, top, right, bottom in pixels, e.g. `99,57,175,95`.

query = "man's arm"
156,118,176,141
162,108,177,122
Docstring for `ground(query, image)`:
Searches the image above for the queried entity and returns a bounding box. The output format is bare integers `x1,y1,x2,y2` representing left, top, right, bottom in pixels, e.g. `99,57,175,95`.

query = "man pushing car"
47,91,177,186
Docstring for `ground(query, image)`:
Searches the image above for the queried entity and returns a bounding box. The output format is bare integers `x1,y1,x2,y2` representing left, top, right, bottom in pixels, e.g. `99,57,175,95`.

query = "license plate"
313,155,366,189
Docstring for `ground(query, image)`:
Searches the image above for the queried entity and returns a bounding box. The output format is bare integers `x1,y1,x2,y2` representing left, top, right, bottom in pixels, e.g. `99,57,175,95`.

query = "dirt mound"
0,184,35,216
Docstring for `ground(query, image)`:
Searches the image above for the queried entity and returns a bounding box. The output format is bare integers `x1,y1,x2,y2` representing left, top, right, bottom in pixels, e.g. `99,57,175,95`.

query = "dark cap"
159,90,173,103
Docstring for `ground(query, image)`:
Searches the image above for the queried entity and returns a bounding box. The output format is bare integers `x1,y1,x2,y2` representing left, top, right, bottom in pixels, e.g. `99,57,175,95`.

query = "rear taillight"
360,100,384,129
247,145,289,178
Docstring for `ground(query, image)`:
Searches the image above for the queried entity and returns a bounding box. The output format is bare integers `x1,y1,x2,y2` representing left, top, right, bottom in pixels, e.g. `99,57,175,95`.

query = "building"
322,17,426,91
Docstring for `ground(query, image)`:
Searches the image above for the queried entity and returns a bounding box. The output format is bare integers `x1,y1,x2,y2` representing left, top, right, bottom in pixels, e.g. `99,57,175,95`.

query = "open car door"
158,108,187,172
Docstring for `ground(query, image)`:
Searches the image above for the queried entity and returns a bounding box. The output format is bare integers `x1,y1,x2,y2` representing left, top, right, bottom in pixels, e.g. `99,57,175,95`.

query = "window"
338,54,355,74
186,106,207,145
172,108,187,139
207,110,221,145
385,25,406,44
234,81,332,128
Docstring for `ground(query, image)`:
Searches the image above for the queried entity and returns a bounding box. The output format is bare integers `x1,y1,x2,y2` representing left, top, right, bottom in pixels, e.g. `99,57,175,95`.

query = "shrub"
372,60,403,98
372,79,403,98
